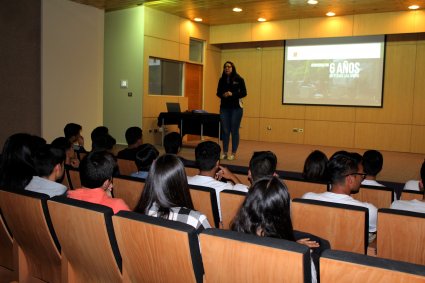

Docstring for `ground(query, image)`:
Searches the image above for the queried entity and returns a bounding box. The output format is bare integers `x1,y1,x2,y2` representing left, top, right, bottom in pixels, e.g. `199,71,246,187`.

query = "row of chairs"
62,168,425,264
0,188,424,282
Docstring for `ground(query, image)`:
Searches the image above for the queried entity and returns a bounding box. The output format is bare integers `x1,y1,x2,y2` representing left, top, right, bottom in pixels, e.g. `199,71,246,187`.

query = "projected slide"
283,35,385,107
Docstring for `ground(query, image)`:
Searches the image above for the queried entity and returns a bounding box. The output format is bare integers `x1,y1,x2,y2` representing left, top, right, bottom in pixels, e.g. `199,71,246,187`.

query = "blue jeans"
220,107,243,153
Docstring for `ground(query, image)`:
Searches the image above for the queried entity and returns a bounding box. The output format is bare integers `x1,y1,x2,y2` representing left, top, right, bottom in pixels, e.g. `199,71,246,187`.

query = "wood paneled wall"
221,33,425,153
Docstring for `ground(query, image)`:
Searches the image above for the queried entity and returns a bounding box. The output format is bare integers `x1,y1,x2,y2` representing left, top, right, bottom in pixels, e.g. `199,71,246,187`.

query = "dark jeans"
220,107,243,153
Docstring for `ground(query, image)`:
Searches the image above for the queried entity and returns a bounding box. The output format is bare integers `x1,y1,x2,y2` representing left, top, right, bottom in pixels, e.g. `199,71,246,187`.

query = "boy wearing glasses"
302,151,377,239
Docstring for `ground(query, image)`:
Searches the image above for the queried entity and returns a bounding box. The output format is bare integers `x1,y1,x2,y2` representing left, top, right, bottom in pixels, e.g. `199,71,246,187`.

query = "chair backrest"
0,189,62,282
284,179,328,200
199,229,311,283
352,185,393,209
185,166,199,178
112,211,203,283
112,175,145,210
401,189,424,201
320,249,425,283
0,210,17,281
117,158,138,176
64,167,81,189
219,189,247,230
47,197,122,282
291,198,368,254
189,184,220,228
377,208,425,265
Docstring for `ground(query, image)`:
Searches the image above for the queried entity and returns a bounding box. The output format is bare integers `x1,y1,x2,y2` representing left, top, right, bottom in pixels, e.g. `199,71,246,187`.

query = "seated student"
391,160,425,213
25,145,67,197
403,159,425,191
64,123,87,154
117,126,144,160
0,133,41,191
302,151,377,241
247,151,278,183
90,126,116,153
361,150,384,187
51,137,79,168
131,144,159,179
135,154,210,231
302,150,329,182
187,141,248,219
67,151,130,214
232,176,329,283
164,132,182,154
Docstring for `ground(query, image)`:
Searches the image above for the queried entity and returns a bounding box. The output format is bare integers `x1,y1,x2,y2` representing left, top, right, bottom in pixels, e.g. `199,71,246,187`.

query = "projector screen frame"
282,35,386,108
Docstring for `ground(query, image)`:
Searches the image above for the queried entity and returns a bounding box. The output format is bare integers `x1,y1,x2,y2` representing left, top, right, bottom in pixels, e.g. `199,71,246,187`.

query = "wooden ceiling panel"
70,0,424,25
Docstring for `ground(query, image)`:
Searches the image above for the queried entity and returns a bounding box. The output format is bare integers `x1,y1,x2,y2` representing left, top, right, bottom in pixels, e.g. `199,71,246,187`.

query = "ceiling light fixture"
307,0,318,4
326,11,336,17
408,5,419,10
194,17,203,22
233,7,243,12
257,18,266,22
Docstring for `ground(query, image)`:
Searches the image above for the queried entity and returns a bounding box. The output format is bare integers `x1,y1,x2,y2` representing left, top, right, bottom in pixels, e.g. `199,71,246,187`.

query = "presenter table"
157,112,221,145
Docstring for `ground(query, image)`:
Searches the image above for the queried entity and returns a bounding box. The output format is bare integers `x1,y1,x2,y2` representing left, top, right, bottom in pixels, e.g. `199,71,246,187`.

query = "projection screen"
283,35,386,107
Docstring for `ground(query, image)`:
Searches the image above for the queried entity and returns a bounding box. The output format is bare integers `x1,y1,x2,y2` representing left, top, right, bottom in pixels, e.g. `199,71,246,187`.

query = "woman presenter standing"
216,61,247,160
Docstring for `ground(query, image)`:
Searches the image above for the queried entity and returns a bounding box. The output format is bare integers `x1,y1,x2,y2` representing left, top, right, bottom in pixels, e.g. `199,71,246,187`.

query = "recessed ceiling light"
326,11,336,17
408,5,420,10
307,0,318,4
194,17,203,22
257,17,266,22
233,7,243,12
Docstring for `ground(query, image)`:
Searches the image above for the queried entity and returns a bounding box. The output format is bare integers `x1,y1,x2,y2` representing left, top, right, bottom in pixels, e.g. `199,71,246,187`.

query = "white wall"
42,0,104,145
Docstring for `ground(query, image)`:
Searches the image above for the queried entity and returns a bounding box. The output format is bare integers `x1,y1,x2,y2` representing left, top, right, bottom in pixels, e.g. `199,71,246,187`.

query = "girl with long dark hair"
136,154,210,231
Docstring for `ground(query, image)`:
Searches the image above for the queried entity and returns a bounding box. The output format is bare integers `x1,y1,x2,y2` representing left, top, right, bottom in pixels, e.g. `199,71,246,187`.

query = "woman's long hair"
231,176,295,241
136,154,194,218
0,133,40,191
221,61,238,80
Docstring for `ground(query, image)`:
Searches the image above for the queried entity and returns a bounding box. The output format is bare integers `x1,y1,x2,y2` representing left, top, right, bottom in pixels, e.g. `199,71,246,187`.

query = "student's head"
136,154,193,217
248,151,277,183
164,132,182,154
92,134,116,152
302,150,329,182
64,123,82,143
34,145,65,180
195,141,221,171
51,137,74,165
231,176,295,241
327,151,364,192
79,151,116,189
0,133,38,190
125,127,143,146
135,144,159,172
91,126,109,142
362,150,383,177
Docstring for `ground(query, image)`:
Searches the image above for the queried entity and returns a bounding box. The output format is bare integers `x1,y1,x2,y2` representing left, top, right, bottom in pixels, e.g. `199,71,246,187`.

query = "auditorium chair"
284,178,329,200
0,189,64,282
47,197,123,282
0,207,17,282
117,158,138,176
63,167,81,189
320,250,425,282
189,184,220,228
377,208,425,265
219,189,247,229
199,229,312,283
112,211,204,283
112,175,145,210
291,198,368,254
401,189,424,201
352,185,394,209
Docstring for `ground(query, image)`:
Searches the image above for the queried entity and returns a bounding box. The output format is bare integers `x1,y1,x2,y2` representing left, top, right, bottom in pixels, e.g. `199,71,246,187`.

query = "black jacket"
216,74,247,109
